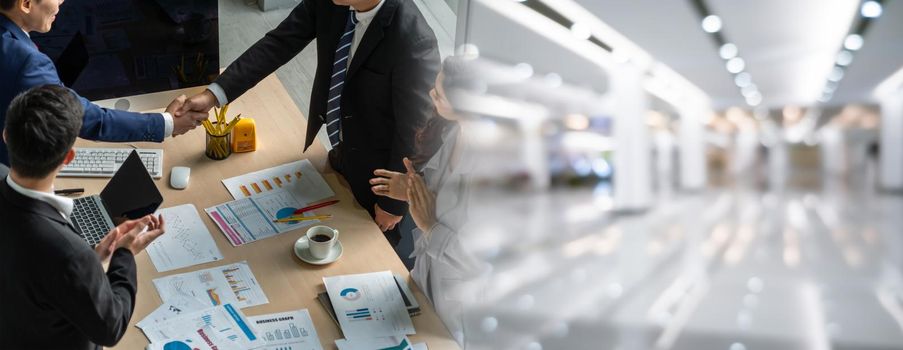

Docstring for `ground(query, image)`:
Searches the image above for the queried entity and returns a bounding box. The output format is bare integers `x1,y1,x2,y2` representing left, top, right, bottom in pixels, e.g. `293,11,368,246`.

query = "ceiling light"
861,1,883,18
734,72,752,87
741,84,758,96
836,51,854,66
844,34,864,51
570,23,591,40
746,94,762,106
702,15,722,33
828,66,845,81
514,62,534,78
720,43,738,59
726,57,746,74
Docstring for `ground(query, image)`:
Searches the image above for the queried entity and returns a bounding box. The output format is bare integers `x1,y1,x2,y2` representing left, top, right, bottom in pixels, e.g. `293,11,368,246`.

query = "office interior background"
442,0,903,349
220,0,903,348
12,0,902,348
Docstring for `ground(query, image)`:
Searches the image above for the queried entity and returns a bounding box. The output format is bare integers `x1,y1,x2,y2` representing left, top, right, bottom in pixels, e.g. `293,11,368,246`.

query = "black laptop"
70,150,163,246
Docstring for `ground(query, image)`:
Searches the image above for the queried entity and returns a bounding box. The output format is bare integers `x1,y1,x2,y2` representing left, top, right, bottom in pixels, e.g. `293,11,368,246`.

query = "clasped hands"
370,157,437,233
166,90,220,136
94,215,166,265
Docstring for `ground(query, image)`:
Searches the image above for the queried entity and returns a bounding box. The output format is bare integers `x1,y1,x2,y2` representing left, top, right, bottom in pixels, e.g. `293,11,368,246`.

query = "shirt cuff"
207,83,228,107
161,112,174,138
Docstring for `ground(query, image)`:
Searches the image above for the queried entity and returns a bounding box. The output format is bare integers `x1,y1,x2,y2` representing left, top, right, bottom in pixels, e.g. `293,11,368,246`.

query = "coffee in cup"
306,225,339,260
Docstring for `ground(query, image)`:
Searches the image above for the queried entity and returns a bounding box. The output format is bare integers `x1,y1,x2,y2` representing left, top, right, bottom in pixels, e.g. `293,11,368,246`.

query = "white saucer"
294,236,343,265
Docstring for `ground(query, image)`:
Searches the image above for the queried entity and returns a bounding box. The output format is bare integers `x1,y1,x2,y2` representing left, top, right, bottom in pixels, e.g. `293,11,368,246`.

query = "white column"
677,104,708,191
612,63,652,211
880,93,903,191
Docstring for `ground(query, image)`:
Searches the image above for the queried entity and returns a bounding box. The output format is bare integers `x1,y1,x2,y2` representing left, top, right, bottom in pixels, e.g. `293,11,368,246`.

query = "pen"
54,188,84,196
292,199,340,215
273,214,332,223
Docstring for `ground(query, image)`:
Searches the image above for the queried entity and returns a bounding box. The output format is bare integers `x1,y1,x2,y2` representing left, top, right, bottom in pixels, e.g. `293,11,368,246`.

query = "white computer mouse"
170,166,190,190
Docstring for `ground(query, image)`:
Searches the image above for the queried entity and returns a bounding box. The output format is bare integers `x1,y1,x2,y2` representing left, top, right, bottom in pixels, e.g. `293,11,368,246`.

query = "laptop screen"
100,150,163,224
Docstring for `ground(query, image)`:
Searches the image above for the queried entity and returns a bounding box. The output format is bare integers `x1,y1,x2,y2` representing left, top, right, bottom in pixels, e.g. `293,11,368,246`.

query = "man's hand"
407,171,437,233
115,215,166,256
370,169,409,201
94,225,123,265
167,95,210,136
180,89,218,116
374,204,402,232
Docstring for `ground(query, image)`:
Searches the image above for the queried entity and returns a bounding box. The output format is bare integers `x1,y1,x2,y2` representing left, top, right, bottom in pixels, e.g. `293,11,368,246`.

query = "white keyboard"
60,148,163,179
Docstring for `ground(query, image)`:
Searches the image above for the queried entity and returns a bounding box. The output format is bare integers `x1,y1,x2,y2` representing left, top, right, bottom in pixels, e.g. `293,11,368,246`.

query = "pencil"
292,200,340,215
273,214,332,223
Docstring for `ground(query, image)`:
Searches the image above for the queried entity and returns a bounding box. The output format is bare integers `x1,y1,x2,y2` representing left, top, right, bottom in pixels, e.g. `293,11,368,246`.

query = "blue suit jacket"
0,14,164,165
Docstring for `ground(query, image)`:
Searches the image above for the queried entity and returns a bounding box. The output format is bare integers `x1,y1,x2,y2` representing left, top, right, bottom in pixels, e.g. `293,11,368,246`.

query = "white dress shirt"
6,175,73,222
206,0,386,107
409,125,483,345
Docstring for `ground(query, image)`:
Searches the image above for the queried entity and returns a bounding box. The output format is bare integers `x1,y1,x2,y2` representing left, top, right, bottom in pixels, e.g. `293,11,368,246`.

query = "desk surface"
56,75,459,350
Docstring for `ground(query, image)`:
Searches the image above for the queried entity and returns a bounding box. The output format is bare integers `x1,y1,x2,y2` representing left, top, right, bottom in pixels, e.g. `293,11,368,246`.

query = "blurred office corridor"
440,0,903,348
457,169,903,349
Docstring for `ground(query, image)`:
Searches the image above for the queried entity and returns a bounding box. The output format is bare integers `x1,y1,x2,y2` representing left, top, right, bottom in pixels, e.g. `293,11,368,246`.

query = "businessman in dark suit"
0,0,208,166
0,85,166,349
182,0,440,246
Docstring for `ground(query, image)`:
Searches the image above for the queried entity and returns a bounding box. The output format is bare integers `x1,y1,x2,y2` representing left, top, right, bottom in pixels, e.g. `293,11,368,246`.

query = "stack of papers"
318,274,420,326
152,261,269,309
323,271,416,343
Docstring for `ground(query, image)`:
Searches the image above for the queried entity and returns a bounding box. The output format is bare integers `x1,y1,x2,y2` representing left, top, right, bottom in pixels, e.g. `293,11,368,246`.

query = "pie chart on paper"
276,207,298,220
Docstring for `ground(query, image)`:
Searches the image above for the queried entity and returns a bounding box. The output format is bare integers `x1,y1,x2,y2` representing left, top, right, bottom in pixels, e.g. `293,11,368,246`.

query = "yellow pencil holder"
205,122,232,160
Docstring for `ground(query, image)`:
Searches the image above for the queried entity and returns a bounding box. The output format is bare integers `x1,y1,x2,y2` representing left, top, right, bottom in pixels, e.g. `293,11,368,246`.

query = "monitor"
31,0,219,111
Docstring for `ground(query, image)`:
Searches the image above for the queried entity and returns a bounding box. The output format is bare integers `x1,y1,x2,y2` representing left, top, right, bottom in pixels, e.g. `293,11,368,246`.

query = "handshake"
164,90,222,136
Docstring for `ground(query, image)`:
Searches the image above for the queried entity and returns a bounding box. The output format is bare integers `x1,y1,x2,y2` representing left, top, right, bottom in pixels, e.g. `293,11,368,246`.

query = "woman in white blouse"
369,56,480,344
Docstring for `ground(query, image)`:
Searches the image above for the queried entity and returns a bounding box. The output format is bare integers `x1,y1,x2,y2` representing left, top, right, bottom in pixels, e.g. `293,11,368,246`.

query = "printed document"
136,294,206,331
142,304,263,349
148,204,224,272
222,159,333,201
206,188,323,246
153,261,269,309
247,309,323,350
324,271,415,340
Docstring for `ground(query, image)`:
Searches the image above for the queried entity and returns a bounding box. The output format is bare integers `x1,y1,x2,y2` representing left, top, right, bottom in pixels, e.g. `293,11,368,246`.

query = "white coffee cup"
306,225,339,260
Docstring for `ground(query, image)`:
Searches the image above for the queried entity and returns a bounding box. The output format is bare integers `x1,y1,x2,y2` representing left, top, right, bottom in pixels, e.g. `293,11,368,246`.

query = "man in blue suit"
0,0,208,166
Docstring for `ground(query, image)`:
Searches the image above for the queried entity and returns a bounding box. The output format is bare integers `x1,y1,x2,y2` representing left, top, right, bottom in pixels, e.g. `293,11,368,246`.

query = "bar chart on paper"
222,159,334,204
206,188,322,246
247,309,323,350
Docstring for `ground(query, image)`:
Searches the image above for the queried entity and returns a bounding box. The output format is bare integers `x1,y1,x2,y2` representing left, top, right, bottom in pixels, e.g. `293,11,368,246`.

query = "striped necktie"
325,10,358,148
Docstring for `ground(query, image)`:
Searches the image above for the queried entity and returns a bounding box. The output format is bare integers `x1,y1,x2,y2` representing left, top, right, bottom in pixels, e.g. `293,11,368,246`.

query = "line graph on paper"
148,204,224,272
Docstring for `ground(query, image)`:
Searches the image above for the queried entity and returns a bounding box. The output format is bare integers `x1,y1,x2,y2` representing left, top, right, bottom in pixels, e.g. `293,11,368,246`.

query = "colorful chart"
275,207,298,220
206,289,221,305
340,288,362,301
345,308,372,322
162,341,193,350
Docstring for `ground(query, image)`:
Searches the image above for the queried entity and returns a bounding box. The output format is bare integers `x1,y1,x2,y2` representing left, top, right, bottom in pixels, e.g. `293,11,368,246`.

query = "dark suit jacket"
214,0,440,216
0,178,138,350
0,14,166,166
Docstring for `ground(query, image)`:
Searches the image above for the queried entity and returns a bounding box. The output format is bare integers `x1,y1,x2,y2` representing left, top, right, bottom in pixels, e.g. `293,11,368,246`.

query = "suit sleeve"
44,248,137,347
380,37,440,216
214,0,317,102
20,51,166,142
